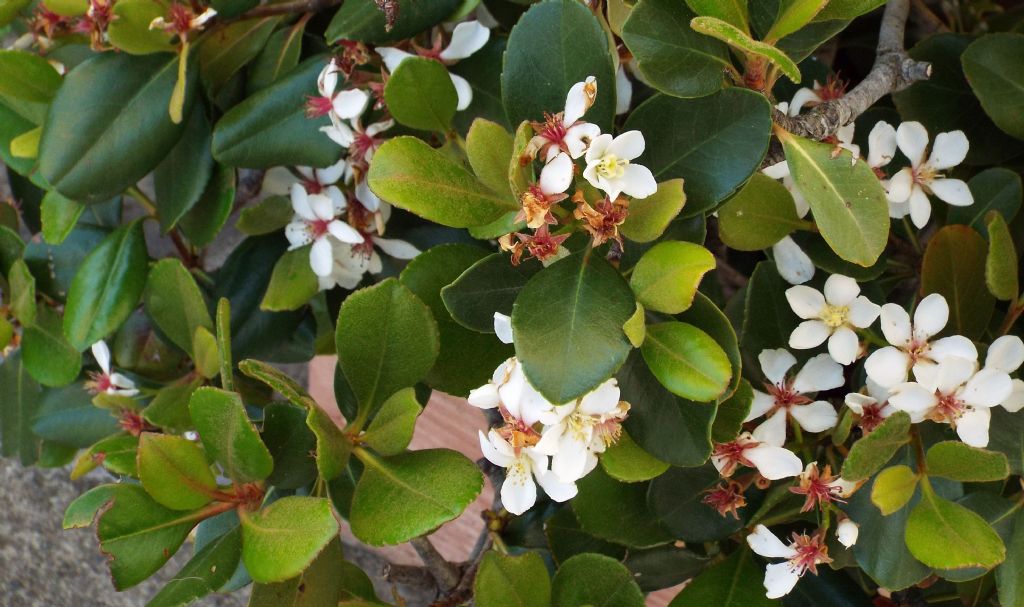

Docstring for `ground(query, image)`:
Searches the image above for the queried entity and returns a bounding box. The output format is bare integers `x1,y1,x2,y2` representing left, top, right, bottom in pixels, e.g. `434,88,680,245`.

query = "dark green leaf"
197,16,280,95
21,305,80,386
147,526,242,607
153,105,214,231
261,246,319,312
0,351,43,464
572,465,673,548
718,172,804,250
325,0,461,44
441,252,541,333
178,163,235,247
962,33,1024,141
384,57,457,132
668,549,773,607
236,195,293,235
144,258,214,355
648,464,745,542
927,441,1010,482
949,168,1022,235
33,383,118,447
550,553,644,607
921,225,995,339
841,411,911,482
247,19,306,94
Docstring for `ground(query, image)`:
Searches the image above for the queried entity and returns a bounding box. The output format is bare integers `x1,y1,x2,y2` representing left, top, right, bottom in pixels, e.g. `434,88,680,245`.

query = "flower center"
789,533,831,576
766,382,812,409
934,392,964,421
858,403,885,432
914,164,939,185
595,154,627,180
308,218,332,239
907,339,930,362
821,304,849,329
702,481,747,519
88,371,113,394
305,95,335,118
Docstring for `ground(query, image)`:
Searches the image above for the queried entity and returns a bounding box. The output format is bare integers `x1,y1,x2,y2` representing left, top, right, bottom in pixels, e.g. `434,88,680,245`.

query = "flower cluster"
500,77,656,265
469,314,630,514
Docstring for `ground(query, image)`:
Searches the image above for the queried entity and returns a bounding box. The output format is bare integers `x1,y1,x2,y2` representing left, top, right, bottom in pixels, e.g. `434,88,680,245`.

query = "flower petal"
790,320,831,350
539,152,573,194
449,72,474,111
886,168,913,203
865,346,911,388
579,379,620,415
534,466,578,502
935,356,977,394
837,519,859,548
564,122,601,159
867,121,897,168
763,563,802,599
746,444,804,480
290,183,315,220
961,368,1012,408
888,382,938,414
375,237,421,260
896,121,929,167
479,430,513,466
619,163,658,199
328,220,364,244
607,130,645,160
310,237,334,277
332,88,369,120
914,293,949,339
786,285,826,319
848,296,881,328
320,122,355,147
908,186,932,228
844,392,874,415
439,21,490,61
1002,379,1024,412
585,133,613,163
615,65,633,115
762,160,790,180
790,400,838,432
747,525,799,558
824,274,860,306
759,348,798,386
827,326,860,365
956,407,991,448
309,193,335,221
468,383,499,409
788,87,821,116
752,409,788,447
91,340,112,374
928,178,973,207
772,236,815,285
929,335,978,364
563,76,596,126
501,461,538,515
986,335,1024,373
926,130,968,170
376,47,413,73
879,303,912,346
746,390,776,422
792,354,845,393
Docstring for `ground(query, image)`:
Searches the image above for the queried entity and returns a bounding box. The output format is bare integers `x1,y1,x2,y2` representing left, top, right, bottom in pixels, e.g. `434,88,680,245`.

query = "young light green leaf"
40,190,84,245
870,465,919,516
905,478,1006,570
765,0,829,42
466,118,515,199
619,178,686,243
261,246,318,312
475,551,552,607
640,321,731,403
690,16,801,83
144,258,214,355
778,129,889,266
8,258,35,326
600,430,669,483
188,387,273,483
384,57,457,132
138,432,218,511
717,172,806,250
985,211,1019,301
840,411,911,482
368,137,519,228
684,0,749,31
926,441,1010,482
240,496,339,583
629,241,715,314
361,387,421,456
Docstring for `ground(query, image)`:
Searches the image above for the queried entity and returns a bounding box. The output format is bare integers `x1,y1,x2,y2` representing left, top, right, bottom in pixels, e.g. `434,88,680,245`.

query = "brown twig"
771,0,932,142
410,537,462,593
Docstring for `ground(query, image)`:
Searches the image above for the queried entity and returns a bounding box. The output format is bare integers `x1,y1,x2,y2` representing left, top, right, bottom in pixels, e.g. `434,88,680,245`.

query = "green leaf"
684,0,749,31
22,306,80,387
870,465,920,516
153,105,214,231
193,327,219,379
147,526,242,607
0,351,43,465
641,321,731,403
144,258,214,355
623,89,771,212
668,549,774,607
248,538,375,606
236,195,293,236
475,551,552,607
143,377,203,432
921,225,995,339
336,278,439,422
63,483,129,529
72,434,140,479
572,465,672,548
990,407,1024,476
138,432,217,510
40,190,84,245
927,441,1010,482
441,253,541,333
997,509,1024,607
368,137,518,228
621,0,729,98
63,220,149,351
691,16,801,82
240,496,339,583
545,507,627,565
649,463,745,541
618,350,716,466
0,0,32,27
712,379,753,442
600,430,670,483
188,387,274,483
949,168,1022,235
778,129,889,266
905,478,1006,570
97,484,203,589
384,57,457,132
107,0,175,54
508,120,534,202
962,33,1024,141
841,411,911,482
247,19,306,94
986,212,1018,301
0,50,62,104
197,16,280,95
178,163,235,248
8,258,35,325
451,37,509,135
399,243,510,396
512,248,636,403
630,241,715,314
765,0,828,41
551,553,645,607
361,387,421,456
501,0,616,131
261,246,318,312
260,403,318,490
212,56,340,168
814,0,885,20
350,448,483,546
33,384,118,447
466,118,515,199
620,178,686,243
718,172,805,250
325,0,461,44
623,303,646,348
39,52,197,203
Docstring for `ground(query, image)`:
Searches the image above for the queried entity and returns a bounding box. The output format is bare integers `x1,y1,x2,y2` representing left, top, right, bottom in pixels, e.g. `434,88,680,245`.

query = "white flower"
468,357,560,427
866,121,898,173
285,183,364,277
889,356,1012,447
772,236,815,286
377,21,490,111
87,341,138,396
886,122,973,228
836,519,859,548
985,335,1024,412
478,429,576,515
844,378,895,432
863,293,978,388
747,525,832,599
615,64,632,115
526,76,602,162
786,274,881,365
345,117,395,177
534,379,629,483
746,349,843,446
296,159,347,190
711,432,803,480
307,59,369,125
582,132,657,201
493,312,513,345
